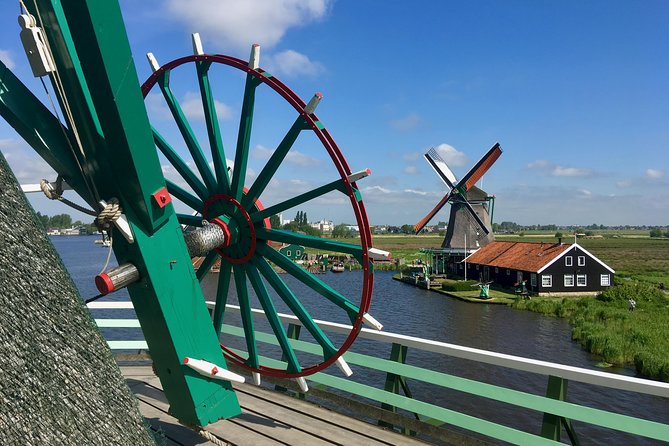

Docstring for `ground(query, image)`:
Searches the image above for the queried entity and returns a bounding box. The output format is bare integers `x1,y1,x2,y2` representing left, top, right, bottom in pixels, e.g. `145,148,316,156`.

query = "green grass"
511,283,669,381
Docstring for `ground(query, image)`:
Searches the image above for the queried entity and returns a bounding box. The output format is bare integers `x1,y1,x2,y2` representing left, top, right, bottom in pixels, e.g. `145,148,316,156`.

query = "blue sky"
1,1,667,226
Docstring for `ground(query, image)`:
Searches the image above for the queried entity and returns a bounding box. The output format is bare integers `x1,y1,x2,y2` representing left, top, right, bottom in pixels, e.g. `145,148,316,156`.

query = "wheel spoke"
158,72,217,193
258,244,360,323
256,228,364,263
196,60,231,195
233,264,259,368
253,255,337,359
246,262,301,374
154,128,209,201
230,75,260,201
177,213,203,227
195,250,219,282
250,178,350,224
166,180,204,211
212,262,232,335
243,117,305,207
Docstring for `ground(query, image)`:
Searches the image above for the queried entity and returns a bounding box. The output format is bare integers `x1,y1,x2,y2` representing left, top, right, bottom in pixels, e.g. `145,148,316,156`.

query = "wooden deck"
122,366,433,446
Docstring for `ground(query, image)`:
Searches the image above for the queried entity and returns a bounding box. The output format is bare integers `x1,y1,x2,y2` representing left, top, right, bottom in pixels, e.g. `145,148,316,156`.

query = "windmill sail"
458,143,502,192
425,147,457,188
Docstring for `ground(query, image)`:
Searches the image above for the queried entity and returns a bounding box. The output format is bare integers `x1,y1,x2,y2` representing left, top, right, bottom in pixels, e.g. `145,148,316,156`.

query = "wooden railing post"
379,343,418,434
541,375,580,445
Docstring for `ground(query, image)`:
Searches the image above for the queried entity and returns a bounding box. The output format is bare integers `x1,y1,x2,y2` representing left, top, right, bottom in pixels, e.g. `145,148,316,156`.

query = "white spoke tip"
183,357,246,384
347,168,372,183
249,44,260,70
335,356,353,377
252,371,262,386
146,52,160,73
192,33,204,56
304,92,323,115
295,377,309,393
368,247,390,261
362,312,384,331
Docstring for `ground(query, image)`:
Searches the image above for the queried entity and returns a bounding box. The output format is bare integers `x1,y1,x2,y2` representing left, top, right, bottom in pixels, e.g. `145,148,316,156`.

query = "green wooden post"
275,323,303,394
541,376,580,445
7,0,242,426
379,343,417,434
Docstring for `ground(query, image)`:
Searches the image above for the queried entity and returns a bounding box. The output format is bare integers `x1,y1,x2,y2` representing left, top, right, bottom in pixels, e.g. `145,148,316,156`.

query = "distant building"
463,240,615,296
310,219,334,233
279,244,305,262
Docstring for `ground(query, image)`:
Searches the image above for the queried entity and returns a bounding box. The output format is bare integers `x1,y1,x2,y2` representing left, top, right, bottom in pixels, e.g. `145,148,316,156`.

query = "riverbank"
510,282,669,381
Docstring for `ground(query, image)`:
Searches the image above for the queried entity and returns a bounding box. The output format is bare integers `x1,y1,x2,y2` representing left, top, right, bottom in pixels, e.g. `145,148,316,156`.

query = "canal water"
53,236,667,445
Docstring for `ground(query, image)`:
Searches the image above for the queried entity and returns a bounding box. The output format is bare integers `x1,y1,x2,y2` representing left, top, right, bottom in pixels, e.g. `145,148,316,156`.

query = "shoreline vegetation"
315,232,669,381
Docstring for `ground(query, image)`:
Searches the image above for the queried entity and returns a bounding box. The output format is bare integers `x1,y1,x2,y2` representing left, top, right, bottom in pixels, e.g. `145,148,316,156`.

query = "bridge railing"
90,301,669,445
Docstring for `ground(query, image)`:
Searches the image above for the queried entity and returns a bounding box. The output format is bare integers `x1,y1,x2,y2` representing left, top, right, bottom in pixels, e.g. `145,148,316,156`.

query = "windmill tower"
415,143,502,251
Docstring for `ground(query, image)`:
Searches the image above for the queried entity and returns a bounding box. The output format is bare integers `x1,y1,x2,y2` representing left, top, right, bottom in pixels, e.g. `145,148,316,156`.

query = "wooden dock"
122,366,433,446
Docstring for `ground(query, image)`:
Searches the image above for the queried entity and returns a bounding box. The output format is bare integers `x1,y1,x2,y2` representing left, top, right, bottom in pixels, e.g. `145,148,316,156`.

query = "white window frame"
565,256,573,267
600,274,611,286
530,274,537,287
296,250,301,257
541,275,552,287
578,256,586,266
495,267,499,273
286,250,291,257
564,275,574,287
506,269,511,276
577,274,587,286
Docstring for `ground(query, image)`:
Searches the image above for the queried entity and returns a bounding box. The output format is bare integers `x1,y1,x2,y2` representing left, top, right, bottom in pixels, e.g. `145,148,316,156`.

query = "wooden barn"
278,243,305,261
463,240,615,296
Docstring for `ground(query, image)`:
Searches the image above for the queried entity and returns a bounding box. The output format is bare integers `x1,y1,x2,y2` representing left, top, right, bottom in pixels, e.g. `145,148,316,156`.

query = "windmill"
414,143,502,250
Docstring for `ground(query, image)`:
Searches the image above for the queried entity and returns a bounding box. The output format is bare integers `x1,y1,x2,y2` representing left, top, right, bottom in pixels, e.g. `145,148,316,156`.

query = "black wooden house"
463,241,615,296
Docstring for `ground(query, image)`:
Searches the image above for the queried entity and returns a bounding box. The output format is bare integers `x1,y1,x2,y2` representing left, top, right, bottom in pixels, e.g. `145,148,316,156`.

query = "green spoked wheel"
141,44,381,379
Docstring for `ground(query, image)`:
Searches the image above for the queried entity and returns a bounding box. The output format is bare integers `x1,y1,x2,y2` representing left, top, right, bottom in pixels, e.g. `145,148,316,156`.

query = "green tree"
269,214,281,228
332,224,353,238
555,231,563,239
400,224,415,234
35,211,49,229
49,213,72,229
650,228,663,238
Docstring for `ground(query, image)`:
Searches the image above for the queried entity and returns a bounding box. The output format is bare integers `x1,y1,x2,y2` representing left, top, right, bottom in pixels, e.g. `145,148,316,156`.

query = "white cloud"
403,152,421,161
0,138,55,184
268,50,324,78
166,0,331,53
390,112,422,131
646,168,664,179
551,166,592,177
434,143,467,167
616,180,632,188
180,91,233,121
527,159,550,169
0,49,15,69
252,144,320,167
403,165,417,174
404,189,428,196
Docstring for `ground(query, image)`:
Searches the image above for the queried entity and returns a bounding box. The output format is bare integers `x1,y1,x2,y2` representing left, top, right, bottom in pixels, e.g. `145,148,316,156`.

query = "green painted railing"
91,302,669,445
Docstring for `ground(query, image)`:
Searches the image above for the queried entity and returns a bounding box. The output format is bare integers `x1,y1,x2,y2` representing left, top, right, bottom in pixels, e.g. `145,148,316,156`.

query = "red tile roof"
465,241,571,272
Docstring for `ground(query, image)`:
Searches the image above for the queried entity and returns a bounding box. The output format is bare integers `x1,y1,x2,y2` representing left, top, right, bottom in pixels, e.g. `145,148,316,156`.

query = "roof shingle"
465,241,571,272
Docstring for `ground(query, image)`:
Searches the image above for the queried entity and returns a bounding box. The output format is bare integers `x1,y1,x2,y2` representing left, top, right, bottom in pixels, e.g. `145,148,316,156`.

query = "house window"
286,250,291,257
541,275,552,287
601,274,611,286
296,250,302,257
578,256,585,266
476,265,479,270
495,267,499,273
531,274,537,287
565,256,573,266
506,269,511,276
577,274,587,286
564,275,574,287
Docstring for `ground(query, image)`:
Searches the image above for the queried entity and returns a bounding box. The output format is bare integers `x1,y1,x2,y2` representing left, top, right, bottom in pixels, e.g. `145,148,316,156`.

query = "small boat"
331,262,345,273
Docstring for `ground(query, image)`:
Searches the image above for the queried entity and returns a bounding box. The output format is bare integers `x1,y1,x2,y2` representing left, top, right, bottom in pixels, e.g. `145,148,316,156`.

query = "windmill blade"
414,193,450,233
457,142,502,192
425,147,457,189
460,198,490,235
